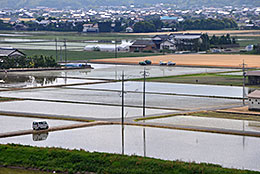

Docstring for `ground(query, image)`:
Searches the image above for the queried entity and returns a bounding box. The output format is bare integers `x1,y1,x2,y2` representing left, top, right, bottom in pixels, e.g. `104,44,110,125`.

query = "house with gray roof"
0,47,26,58
129,40,156,52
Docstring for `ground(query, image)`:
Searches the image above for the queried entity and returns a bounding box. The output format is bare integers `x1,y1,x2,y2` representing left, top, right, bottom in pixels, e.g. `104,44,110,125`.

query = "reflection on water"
1,125,260,171
0,74,57,88
32,133,48,141
0,70,92,88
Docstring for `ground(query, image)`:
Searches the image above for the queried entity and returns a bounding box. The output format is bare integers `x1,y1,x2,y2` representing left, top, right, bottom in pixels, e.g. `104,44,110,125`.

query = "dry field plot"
91,54,260,68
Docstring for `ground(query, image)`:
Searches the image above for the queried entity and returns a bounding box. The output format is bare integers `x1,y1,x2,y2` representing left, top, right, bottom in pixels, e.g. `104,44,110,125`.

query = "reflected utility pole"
121,124,125,155
143,128,146,157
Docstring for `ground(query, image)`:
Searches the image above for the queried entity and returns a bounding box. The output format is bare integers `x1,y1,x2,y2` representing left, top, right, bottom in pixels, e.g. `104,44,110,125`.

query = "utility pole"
115,38,117,59
55,38,58,62
64,39,67,66
141,68,149,117
143,69,146,117
243,60,246,106
121,71,124,126
59,46,62,62
121,71,125,155
240,60,247,106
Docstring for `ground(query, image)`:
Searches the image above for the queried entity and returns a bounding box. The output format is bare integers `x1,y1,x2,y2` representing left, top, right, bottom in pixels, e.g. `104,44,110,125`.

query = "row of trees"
132,18,238,33
23,21,84,32
210,34,236,45
1,16,238,33
179,18,237,30
0,55,57,69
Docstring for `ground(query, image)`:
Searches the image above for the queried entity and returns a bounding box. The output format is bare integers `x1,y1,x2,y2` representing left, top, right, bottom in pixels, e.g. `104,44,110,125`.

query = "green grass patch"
22,49,161,61
135,113,180,121
189,111,260,122
0,144,258,174
0,97,21,102
135,72,246,86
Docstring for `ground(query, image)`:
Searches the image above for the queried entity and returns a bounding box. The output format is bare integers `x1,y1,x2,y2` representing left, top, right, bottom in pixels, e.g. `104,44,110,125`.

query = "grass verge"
0,97,22,102
135,111,260,122
189,111,260,122
0,144,258,174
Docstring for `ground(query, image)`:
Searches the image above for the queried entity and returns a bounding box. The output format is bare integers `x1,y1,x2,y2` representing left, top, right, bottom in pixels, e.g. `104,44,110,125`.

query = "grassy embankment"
135,111,260,122
0,97,21,102
0,144,259,174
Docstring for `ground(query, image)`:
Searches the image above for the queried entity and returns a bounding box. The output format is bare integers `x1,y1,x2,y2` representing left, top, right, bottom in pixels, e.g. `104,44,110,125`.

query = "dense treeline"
0,144,258,174
24,21,84,32
179,18,237,30
0,20,13,30
133,18,238,33
0,55,58,69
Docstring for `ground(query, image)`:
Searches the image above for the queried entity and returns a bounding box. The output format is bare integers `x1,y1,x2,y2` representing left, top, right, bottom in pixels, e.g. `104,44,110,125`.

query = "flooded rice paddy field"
0,75,104,88
0,100,174,119
0,87,241,111
0,125,259,171
0,115,81,133
145,116,260,132
0,64,256,171
75,81,247,98
3,63,237,81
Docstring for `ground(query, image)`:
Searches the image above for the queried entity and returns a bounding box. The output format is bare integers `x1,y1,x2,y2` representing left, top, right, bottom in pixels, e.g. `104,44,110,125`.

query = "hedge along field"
0,144,259,174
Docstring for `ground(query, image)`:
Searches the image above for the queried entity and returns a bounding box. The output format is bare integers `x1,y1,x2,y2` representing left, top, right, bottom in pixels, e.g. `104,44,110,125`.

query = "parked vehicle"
139,61,147,65
167,61,176,66
32,121,49,130
144,60,152,65
159,61,167,65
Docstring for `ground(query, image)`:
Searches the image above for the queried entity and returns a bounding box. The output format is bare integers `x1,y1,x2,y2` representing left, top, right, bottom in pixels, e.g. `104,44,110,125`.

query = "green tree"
98,21,112,32
133,21,156,33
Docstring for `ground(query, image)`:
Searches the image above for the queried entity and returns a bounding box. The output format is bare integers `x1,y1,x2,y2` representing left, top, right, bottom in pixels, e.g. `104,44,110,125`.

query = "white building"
248,90,260,111
160,40,176,50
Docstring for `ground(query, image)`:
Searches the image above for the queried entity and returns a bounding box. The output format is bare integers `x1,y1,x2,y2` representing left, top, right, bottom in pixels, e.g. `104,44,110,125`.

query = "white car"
32,121,49,130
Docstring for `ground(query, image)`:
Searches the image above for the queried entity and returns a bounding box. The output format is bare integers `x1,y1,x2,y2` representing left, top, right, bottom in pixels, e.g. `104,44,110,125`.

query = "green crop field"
22,49,161,61
141,72,246,86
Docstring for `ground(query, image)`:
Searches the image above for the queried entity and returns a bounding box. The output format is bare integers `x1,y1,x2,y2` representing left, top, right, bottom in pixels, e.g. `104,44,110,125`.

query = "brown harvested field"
91,54,260,68
124,30,260,36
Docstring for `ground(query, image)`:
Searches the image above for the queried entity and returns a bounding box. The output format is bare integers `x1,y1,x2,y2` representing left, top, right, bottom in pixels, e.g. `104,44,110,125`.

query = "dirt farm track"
91,54,260,68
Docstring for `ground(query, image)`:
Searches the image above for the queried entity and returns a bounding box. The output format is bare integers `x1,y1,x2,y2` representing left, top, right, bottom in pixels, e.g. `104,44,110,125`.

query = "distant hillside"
0,0,259,9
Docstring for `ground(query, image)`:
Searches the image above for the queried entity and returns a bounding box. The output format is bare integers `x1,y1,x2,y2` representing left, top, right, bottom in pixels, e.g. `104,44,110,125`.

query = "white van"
32,121,49,130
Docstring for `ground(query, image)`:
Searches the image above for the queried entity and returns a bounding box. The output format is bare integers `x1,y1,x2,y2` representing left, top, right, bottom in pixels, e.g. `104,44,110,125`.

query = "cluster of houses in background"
84,33,204,53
